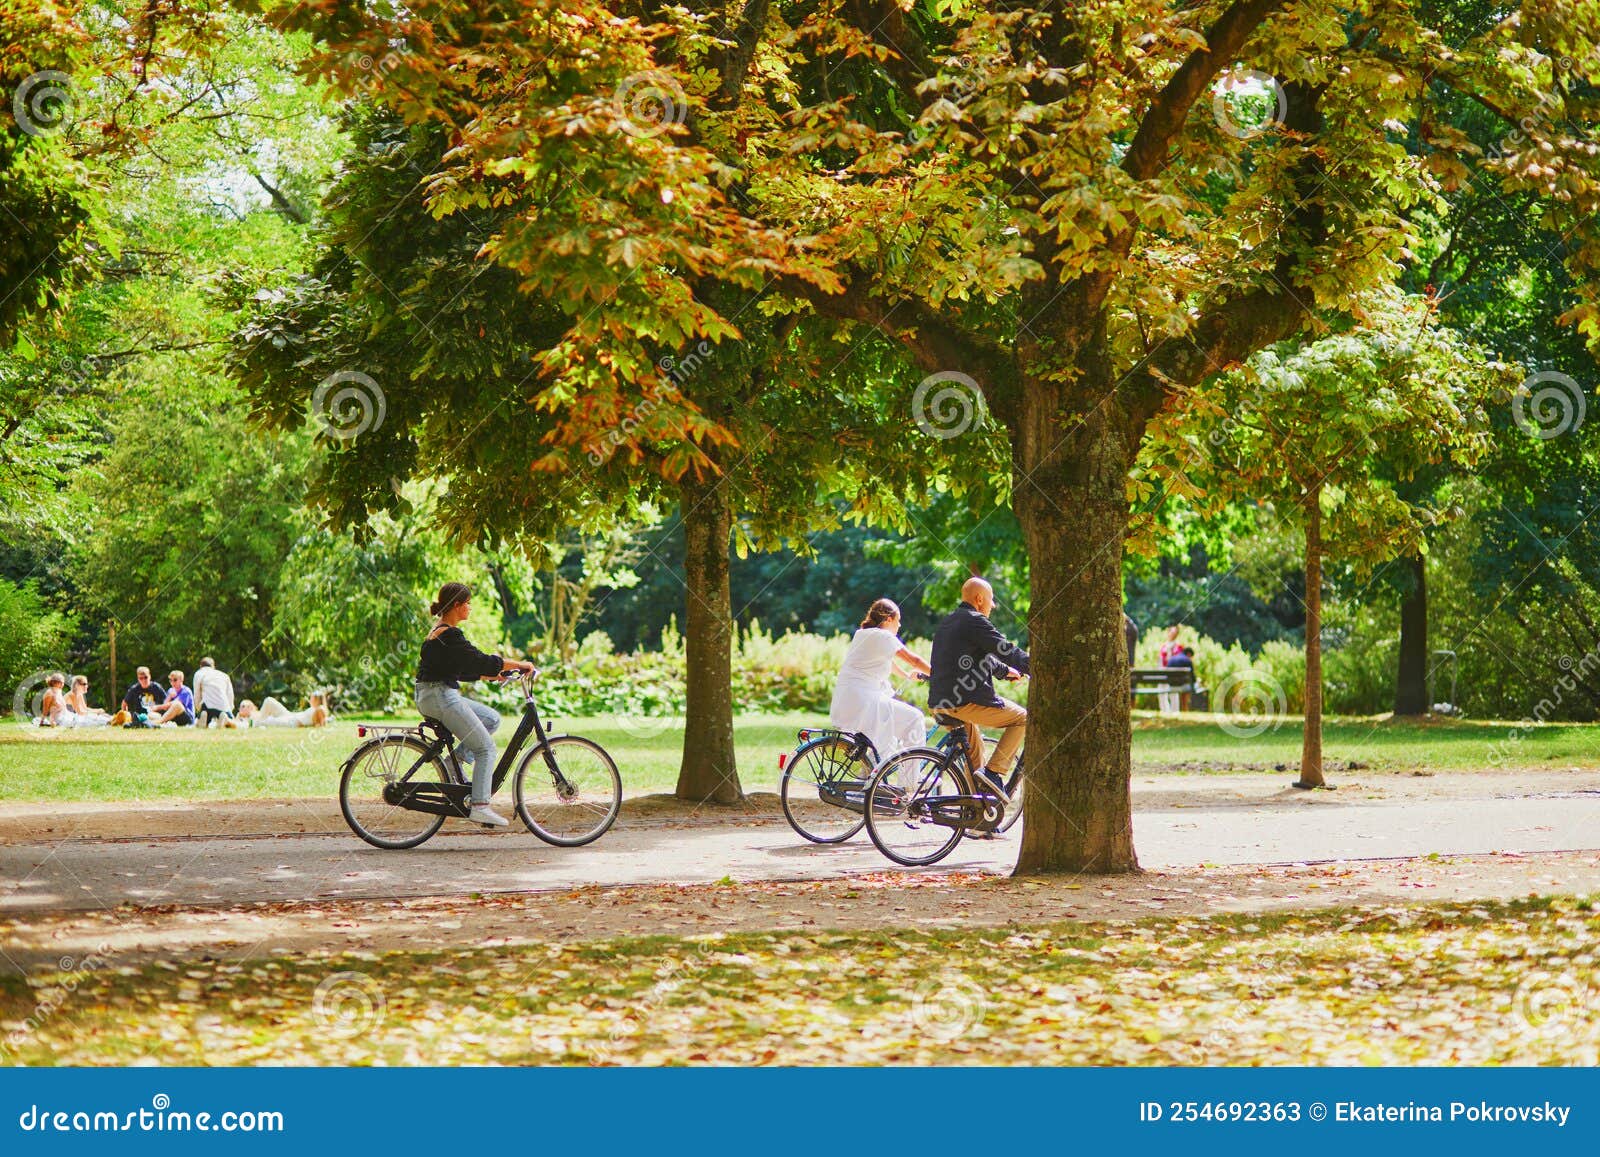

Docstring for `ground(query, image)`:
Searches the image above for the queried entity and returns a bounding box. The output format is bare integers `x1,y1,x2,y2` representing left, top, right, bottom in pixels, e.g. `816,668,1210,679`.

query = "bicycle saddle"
932,713,965,731
419,716,455,742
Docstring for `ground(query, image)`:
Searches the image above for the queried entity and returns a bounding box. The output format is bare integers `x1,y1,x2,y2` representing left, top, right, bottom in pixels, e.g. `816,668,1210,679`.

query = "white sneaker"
468,805,510,828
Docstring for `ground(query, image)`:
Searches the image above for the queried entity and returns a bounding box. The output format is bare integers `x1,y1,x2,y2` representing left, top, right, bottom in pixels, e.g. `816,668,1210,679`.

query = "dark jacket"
928,602,1031,710
415,626,503,689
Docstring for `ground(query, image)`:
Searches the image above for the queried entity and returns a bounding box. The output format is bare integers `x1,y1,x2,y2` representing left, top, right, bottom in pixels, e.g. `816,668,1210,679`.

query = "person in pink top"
1158,625,1183,713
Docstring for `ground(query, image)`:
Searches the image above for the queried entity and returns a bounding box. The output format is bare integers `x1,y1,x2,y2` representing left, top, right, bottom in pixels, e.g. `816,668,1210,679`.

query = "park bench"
1131,667,1206,711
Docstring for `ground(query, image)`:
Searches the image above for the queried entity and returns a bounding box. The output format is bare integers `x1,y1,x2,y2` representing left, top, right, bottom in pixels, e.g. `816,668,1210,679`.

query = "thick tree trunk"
1012,360,1139,875
675,476,744,804
1297,489,1325,788
1393,552,1429,716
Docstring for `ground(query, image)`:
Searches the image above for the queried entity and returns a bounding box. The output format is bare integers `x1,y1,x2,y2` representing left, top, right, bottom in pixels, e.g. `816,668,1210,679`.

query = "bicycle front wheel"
863,748,969,867
781,734,870,844
513,735,622,847
340,735,450,850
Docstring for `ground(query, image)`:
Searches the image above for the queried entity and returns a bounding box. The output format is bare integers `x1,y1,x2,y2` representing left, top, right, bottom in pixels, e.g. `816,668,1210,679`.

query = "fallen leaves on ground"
2,896,1596,1066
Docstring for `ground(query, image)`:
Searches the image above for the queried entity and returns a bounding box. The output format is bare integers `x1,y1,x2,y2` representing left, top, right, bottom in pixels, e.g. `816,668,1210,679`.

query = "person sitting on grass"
37,673,67,726
148,670,196,726
65,675,125,727
191,657,235,728
121,666,162,724
235,691,329,728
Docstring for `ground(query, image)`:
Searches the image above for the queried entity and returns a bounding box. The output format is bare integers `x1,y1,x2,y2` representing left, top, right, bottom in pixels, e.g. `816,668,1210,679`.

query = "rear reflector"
777,753,788,770
357,726,366,738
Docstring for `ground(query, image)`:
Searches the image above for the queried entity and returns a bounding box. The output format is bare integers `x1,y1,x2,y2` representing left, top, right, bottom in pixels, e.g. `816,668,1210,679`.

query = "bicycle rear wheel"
863,748,969,867
514,735,622,847
781,734,870,843
340,735,450,849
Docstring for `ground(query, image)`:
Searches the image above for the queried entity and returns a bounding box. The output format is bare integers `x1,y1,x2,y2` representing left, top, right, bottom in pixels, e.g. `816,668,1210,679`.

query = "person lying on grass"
236,692,329,729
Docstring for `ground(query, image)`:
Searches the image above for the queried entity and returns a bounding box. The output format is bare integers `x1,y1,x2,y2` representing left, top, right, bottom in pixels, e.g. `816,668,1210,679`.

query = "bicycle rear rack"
356,722,434,739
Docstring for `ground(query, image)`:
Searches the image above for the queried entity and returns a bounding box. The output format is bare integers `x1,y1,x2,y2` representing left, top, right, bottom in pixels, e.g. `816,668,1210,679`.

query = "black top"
123,681,159,714
928,601,1031,710
416,626,503,688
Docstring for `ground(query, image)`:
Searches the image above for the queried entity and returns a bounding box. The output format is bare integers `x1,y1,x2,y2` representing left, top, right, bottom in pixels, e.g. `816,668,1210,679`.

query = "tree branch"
1121,0,1288,182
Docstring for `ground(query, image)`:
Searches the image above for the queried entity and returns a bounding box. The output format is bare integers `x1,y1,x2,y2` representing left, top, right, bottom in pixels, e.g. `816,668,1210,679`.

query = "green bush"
444,617,1400,724
0,578,79,701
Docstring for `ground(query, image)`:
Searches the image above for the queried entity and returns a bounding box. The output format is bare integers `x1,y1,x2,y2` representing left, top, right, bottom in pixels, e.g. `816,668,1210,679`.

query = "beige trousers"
944,699,1027,775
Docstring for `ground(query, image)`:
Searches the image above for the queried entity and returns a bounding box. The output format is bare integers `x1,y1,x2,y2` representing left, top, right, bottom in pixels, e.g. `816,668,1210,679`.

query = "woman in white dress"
63,676,118,727
829,599,931,764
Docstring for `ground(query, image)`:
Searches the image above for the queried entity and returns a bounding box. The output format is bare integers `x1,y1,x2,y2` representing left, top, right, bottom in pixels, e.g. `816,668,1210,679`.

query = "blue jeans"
415,682,502,806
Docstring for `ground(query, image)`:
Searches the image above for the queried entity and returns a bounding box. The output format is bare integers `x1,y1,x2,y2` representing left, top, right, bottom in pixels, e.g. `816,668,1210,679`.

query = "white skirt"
829,679,926,764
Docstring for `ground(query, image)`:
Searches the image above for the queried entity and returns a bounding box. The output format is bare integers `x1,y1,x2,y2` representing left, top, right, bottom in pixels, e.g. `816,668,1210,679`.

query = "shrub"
0,578,79,703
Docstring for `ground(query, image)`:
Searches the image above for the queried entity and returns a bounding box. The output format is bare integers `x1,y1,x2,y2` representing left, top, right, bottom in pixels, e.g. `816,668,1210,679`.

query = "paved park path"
5,772,1598,915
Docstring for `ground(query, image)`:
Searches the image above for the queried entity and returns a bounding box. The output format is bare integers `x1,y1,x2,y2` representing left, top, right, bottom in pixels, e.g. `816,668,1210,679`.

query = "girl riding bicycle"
414,582,534,828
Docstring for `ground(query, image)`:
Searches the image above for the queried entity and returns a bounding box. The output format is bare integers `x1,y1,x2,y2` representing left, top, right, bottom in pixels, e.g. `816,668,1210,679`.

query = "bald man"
927,577,1030,798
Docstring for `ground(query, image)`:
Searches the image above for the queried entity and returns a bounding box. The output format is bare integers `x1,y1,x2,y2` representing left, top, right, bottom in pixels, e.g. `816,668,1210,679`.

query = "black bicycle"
779,724,973,844
861,711,1025,866
338,670,621,850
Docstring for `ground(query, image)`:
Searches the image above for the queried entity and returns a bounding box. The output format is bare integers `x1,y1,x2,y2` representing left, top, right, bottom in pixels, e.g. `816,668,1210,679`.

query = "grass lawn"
3,710,1599,804
3,896,1595,1065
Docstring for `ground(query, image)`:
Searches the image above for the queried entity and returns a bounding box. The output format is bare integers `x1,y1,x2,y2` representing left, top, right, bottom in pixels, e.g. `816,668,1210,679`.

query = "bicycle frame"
362,676,573,819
